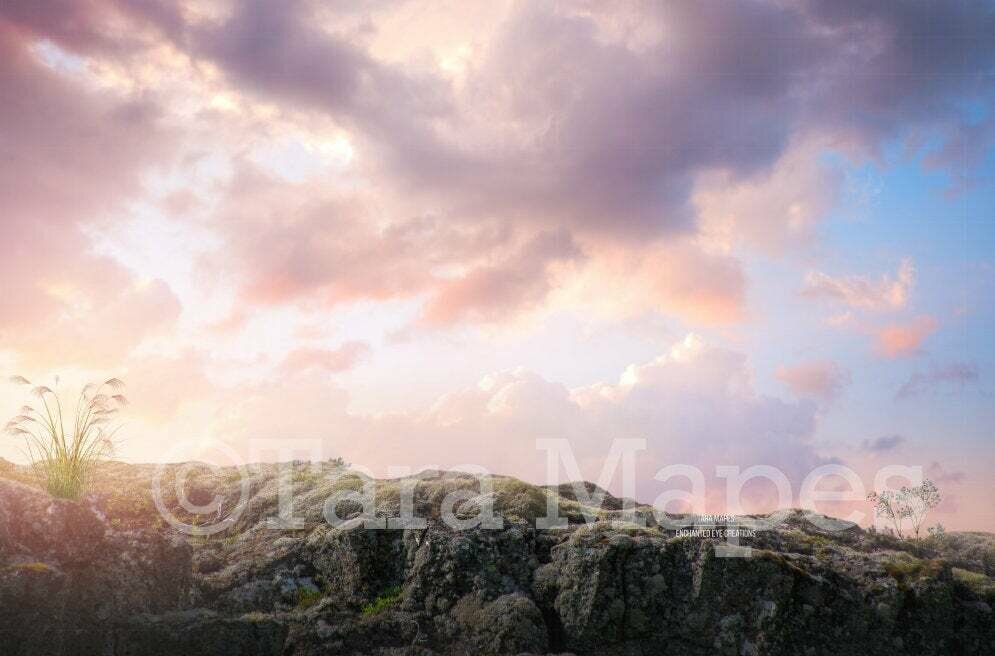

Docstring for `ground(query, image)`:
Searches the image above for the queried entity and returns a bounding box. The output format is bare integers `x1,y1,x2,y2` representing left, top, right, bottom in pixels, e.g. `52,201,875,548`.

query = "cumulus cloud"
776,360,851,401
803,260,915,311
95,334,822,513
269,334,822,512
896,362,980,400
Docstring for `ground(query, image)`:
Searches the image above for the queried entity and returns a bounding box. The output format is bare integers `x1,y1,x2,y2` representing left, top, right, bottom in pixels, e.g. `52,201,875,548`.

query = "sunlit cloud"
874,315,939,358
804,259,915,311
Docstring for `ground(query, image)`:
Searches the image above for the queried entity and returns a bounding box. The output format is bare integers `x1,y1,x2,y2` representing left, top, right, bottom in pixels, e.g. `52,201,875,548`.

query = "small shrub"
494,477,549,521
884,554,945,587
361,585,403,616
295,587,323,610
952,567,995,596
867,480,941,541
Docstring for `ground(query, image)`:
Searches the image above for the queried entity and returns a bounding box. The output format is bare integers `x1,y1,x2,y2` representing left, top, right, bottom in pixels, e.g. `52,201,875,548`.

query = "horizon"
0,455,938,540
1,1,993,532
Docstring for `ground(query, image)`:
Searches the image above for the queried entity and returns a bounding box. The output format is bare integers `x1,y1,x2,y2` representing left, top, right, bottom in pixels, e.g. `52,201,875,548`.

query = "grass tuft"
4,376,127,500
361,585,403,616
295,586,324,610
884,554,945,587
8,562,55,574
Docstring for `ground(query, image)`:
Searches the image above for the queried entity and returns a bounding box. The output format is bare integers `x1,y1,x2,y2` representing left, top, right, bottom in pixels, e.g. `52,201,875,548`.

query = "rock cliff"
0,460,992,655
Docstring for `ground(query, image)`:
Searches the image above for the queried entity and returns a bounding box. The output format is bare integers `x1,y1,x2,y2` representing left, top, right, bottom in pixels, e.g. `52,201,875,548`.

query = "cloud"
861,434,905,452
341,334,822,511
803,259,915,311
2,277,181,370
419,230,580,326
15,2,992,239
279,341,370,376
100,334,821,514
0,18,181,369
121,351,215,422
381,1,995,240
776,360,851,401
429,334,823,512
896,362,980,400
927,461,967,485
550,239,746,326
4,1,993,333
694,138,843,254
212,168,465,308
206,165,578,327
874,315,939,358
800,261,939,358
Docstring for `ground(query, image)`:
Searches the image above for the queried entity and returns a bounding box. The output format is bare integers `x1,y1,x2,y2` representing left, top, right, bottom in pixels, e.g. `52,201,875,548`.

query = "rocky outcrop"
0,463,992,655
0,478,193,655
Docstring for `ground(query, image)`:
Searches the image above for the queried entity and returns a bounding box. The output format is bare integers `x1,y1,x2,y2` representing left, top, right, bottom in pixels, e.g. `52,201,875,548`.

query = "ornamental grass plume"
4,375,127,500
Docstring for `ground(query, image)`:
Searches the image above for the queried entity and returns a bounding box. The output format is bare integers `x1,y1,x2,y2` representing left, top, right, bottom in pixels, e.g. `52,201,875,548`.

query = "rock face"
0,478,192,655
0,462,993,655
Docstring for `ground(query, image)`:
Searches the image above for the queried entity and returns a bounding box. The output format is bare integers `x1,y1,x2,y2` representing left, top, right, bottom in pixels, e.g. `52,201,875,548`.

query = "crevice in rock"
539,602,566,652
617,547,630,643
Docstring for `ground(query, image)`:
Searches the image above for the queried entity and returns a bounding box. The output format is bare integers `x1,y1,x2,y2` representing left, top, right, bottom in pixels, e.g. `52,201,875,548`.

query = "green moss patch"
361,585,403,616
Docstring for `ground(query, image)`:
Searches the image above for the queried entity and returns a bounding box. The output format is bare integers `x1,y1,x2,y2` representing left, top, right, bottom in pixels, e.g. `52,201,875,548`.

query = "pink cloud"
279,342,370,376
693,138,843,254
874,315,939,358
776,360,851,401
551,239,746,326
803,259,915,311
419,231,578,326
638,247,745,326
0,21,179,370
927,461,967,485
5,0,988,344
207,168,511,318
3,0,986,339
146,335,812,516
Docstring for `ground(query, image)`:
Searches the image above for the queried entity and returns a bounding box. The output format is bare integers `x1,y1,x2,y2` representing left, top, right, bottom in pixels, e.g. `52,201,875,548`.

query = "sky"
1,1,993,529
